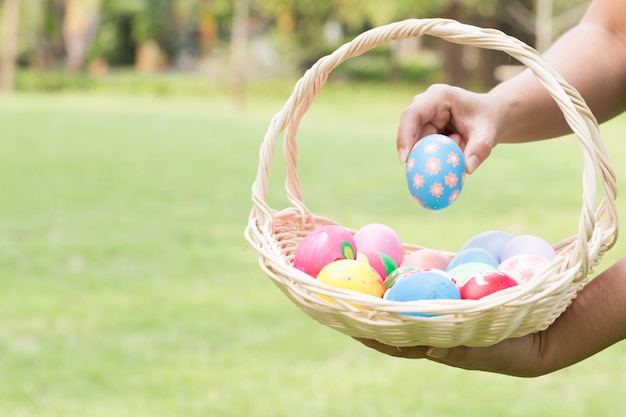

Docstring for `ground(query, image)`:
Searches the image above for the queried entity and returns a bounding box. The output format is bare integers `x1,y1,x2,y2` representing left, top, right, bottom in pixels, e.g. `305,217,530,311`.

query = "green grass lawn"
1,79,626,417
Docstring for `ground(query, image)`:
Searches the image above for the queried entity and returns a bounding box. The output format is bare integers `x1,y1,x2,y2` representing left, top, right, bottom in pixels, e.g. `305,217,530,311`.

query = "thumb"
426,346,485,372
462,133,494,174
426,336,539,376
465,154,481,175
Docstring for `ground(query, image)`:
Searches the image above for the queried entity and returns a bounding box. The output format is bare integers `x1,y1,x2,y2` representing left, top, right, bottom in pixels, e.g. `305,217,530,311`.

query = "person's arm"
368,0,626,377
492,0,626,144
357,256,626,377
397,0,626,173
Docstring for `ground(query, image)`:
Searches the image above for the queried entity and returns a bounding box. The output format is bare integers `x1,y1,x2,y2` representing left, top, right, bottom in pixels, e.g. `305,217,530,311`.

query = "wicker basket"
245,18,618,348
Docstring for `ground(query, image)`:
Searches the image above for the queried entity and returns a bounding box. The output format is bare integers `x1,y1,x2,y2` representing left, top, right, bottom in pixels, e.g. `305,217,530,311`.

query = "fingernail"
466,155,479,174
426,347,449,359
399,149,408,164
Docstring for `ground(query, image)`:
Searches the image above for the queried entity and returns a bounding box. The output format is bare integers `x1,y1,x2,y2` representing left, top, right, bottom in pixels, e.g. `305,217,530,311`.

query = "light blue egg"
459,230,514,261
447,248,500,271
384,270,460,317
405,134,465,210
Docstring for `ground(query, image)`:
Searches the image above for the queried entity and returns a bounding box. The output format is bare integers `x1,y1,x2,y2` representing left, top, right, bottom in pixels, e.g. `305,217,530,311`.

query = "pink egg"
497,253,549,284
500,235,556,262
294,225,356,278
358,251,397,281
354,223,404,266
401,249,451,270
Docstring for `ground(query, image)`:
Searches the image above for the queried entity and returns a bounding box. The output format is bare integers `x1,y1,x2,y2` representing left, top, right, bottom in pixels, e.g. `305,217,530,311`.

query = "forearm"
535,256,626,375
490,3,626,144
476,256,626,377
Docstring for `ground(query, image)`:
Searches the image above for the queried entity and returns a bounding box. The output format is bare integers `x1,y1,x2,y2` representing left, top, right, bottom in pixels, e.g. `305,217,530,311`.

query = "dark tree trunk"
443,0,465,87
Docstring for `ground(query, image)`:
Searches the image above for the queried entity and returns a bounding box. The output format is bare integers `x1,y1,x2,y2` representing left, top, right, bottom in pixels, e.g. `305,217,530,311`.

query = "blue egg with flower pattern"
406,134,466,210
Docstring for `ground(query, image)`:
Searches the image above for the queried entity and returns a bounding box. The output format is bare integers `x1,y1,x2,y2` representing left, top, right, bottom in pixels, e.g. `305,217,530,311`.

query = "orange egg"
401,248,451,270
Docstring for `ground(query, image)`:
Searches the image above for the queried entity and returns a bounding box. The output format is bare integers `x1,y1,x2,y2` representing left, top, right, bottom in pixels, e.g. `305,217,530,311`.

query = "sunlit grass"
0,80,625,416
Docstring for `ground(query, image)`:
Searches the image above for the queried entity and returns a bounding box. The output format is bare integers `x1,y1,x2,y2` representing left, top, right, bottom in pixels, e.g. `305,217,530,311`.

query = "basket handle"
250,18,618,275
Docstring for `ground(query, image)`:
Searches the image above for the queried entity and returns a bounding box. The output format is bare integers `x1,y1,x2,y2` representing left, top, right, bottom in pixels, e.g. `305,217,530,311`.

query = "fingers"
429,338,538,376
397,85,496,174
354,338,430,359
397,85,452,163
463,146,486,175
354,338,524,375
355,337,462,364
458,129,494,174
397,122,438,162
396,110,431,164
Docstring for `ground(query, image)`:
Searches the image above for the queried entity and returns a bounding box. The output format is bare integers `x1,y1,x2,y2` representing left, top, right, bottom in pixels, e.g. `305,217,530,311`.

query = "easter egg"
447,262,497,286
497,253,549,284
459,230,513,261
294,225,356,278
354,223,404,266
446,248,499,271
384,265,422,289
459,270,519,300
384,270,461,317
405,134,466,210
401,248,451,270
317,259,385,297
358,251,397,281
386,266,456,289
500,235,556,262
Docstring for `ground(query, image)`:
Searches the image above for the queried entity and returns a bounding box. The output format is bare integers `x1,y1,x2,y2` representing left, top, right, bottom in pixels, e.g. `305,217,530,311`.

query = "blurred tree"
33,0,65,70
198,1,218,54
93,0,208,70
251,0,506,86
440,0,465,87
230,0,248,105
63,0,102,72
252,0,441,68
1,0,20,92
536,0,554,52
1,0,589,90
446,0,504,88
503,0,588,52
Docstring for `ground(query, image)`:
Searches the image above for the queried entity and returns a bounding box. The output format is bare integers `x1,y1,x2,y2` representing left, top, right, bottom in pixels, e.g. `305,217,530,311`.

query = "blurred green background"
2,0,590,94
4,1,626,417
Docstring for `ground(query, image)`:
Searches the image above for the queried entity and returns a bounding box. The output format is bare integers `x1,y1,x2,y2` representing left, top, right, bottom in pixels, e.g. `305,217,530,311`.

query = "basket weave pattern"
245,19,618,347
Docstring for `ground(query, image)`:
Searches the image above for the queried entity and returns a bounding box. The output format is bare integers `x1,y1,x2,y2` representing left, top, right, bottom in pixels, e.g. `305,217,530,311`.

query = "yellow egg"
317,259,385,298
